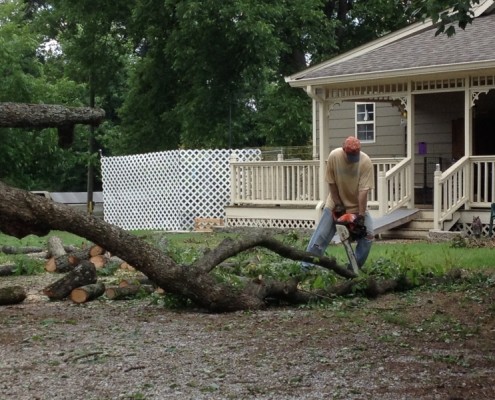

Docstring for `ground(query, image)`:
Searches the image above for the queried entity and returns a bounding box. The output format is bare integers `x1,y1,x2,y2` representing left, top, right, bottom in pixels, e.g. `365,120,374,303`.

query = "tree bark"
70,282,106,304
42,261,97,300
0,286,27,305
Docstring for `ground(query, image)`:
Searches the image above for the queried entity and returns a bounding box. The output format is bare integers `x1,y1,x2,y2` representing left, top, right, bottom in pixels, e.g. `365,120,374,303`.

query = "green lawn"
0,230,493,272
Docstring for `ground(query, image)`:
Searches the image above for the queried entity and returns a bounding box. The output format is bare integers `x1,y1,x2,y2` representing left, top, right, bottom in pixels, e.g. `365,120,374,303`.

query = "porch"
225,155,495,238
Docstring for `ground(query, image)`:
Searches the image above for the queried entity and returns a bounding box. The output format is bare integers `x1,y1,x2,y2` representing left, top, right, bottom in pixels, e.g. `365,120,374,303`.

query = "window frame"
355,102,376,143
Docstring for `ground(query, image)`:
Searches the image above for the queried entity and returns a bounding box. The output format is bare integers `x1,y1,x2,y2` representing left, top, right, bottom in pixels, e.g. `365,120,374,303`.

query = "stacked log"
43,261,97,300
45,244,105,272
70,282,106,304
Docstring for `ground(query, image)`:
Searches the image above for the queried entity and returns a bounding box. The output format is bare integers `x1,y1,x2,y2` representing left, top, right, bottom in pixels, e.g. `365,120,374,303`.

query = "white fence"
101,149,261,230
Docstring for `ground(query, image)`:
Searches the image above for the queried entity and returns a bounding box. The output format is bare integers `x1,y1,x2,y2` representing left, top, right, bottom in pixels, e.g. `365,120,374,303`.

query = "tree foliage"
0,0,479,189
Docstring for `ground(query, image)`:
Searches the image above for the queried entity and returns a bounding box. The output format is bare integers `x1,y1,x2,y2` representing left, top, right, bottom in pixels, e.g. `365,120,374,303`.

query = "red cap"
343,136,361,162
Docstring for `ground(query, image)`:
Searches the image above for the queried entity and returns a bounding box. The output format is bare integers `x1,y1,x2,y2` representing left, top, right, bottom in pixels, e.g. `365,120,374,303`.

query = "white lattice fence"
101,149,261,230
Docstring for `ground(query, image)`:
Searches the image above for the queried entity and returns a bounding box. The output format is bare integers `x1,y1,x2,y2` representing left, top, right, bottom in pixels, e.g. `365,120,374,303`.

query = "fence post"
433,164,442,230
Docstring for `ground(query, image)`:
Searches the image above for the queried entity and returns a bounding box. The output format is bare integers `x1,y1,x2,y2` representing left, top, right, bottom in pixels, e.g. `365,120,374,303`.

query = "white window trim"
355,102,376,143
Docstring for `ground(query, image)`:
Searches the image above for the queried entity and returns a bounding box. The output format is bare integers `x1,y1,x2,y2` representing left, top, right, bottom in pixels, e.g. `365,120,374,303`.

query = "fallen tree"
0,181,460,312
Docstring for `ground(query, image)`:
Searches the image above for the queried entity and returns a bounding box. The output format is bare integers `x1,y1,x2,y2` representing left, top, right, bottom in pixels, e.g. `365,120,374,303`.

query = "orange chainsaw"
333,210,366,274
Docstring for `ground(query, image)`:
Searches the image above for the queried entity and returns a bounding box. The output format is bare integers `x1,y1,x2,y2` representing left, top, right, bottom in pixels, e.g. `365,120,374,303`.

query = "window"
355,103,375,142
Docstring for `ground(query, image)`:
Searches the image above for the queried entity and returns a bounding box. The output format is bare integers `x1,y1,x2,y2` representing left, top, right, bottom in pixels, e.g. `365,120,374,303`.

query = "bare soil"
1,272,495,400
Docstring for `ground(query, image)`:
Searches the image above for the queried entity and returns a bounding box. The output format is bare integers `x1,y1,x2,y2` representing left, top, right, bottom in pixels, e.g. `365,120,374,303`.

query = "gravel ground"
1,272,495,400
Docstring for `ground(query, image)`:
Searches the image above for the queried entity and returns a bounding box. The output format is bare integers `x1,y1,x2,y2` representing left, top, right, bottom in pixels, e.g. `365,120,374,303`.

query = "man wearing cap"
302,136,374,271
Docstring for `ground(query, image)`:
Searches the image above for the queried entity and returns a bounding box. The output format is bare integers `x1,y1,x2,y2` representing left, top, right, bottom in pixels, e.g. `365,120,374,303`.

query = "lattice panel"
101,149,261,230
226,217,316,230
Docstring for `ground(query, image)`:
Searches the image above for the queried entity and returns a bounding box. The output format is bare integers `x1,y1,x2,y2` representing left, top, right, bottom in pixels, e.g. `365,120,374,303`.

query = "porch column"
464,78,473,157
464,78,473,211
318,100,330,204
407,88,415,207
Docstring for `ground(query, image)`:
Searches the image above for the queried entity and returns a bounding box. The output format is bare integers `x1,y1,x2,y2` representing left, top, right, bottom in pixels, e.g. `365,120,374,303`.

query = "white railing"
369,158,404,205
378,157,413,215
230,157,320,205
470,156,495,207
433,156,469,229
230,156,404,207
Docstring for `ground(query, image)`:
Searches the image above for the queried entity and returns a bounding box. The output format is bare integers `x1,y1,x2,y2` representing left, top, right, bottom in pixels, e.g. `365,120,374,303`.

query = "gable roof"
286,0,495,87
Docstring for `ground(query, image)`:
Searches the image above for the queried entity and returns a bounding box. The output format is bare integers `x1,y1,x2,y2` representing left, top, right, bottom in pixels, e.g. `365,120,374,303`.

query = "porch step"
378,209,434,240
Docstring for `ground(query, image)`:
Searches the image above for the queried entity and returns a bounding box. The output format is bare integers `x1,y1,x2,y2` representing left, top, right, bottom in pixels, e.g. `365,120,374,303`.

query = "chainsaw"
333,210,366,274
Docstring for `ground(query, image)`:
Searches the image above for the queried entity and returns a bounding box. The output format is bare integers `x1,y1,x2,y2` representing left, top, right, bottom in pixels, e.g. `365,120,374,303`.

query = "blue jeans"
302,208,373,271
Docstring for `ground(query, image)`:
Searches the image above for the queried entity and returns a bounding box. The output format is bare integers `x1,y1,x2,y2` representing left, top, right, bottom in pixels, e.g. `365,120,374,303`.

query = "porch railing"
377,157,413,215
433,156,469,229
433,155,495,229
230,158,320,205
470,156,495,207
230,156,404,207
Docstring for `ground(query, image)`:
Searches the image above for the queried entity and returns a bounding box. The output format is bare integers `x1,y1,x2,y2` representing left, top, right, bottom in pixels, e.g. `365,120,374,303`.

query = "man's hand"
352,214,367,239
333,204,346,219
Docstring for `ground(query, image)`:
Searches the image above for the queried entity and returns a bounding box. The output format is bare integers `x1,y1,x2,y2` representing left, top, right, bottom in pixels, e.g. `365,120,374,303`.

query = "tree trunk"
70,282,106,304
0,286,27,305
42,261,97,300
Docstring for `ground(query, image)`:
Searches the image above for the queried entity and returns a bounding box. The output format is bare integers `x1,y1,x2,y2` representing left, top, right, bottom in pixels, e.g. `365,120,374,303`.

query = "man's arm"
329,183,343,207
357,189,369,216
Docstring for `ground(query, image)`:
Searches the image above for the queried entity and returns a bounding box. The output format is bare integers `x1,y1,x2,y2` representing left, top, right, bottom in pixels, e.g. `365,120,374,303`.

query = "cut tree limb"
0,102,105,148
42,260,97,300
70,282,106,304
47,236,66,258
0,263,17,276
0,286,27,305
105,285,154,300
1,245,43,254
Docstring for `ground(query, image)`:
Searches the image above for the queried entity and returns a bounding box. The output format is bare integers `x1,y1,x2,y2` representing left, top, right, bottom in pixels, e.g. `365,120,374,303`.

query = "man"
302,136,374,271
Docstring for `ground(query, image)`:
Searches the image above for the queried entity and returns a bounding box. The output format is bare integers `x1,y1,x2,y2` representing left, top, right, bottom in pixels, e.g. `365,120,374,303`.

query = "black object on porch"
415,156,443,205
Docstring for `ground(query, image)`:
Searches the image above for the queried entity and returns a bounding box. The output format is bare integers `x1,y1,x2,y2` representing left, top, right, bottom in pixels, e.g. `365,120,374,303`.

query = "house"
225,0,495,238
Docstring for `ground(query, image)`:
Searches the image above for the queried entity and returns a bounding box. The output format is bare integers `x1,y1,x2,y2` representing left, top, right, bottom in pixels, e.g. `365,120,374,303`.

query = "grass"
0,230,494,274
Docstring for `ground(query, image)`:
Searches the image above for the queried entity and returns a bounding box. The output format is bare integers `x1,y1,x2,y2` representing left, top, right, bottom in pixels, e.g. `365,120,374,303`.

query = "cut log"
105,285,154,300
47,236,66,258
70,282,106,304
45,245,105,272
89,254,107,269
42,261,97,300
118,275,153,288
0,286,27,305
0,263,17,276
1,245,43,254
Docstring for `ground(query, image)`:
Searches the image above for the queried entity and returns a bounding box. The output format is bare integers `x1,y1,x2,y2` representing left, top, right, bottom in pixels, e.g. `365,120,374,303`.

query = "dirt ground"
1,272,495,400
